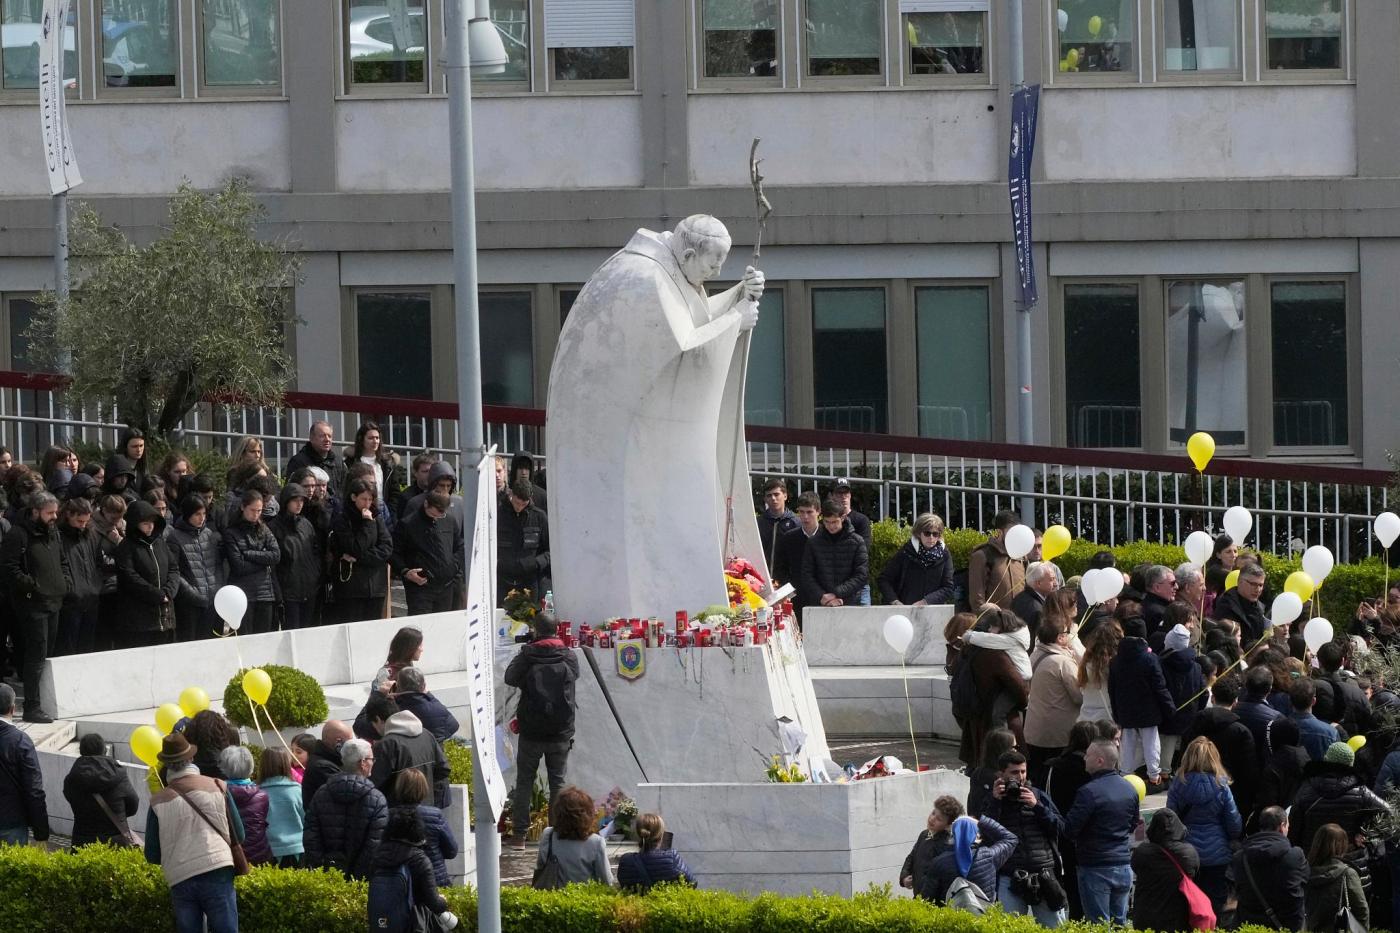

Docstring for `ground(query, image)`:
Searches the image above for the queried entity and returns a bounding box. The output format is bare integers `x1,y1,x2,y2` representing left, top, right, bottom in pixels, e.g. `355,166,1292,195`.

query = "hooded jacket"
1130,809,1202,933
0,512,69,611
392,499,463,594
1164,771,1242,867
1306,857,1368,932
1107,636,1176,729
305,772,388,880
59,517,104,602
62,753,139,847
328,505,393,600
288,441,347,501
165,515,224,606
504,637,579,741
222,512,280,604
65,472,100,503
114,502,178,632
1064,769,1140,867
798,517,868,606
878,537,956,606
394,691,460,743
369,711,450,809
1181,705,1259,815
922,815,1017,903
403,462,464,533
227,778,273,864
1233,830,1308,931
101,455,140,506
270,485,322,602
1288,760,1389,848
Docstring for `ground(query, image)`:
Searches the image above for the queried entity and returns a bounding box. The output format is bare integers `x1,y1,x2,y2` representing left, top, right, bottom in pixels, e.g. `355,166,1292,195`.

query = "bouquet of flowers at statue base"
597,786,638,839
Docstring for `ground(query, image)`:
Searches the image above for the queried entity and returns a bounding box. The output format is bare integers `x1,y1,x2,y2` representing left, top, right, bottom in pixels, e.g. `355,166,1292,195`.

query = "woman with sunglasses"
879,512,956,607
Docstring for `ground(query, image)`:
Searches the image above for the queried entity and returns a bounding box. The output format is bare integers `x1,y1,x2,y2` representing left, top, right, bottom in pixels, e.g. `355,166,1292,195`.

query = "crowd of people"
884,506,1400,931
0,424,553,723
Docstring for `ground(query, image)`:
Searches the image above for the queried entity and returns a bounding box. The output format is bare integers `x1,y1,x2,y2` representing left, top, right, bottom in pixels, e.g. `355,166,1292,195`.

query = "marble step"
809,665,959,740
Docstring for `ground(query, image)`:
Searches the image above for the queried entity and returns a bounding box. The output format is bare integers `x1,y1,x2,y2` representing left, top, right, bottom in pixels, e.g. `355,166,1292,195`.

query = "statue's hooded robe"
545,227,768,624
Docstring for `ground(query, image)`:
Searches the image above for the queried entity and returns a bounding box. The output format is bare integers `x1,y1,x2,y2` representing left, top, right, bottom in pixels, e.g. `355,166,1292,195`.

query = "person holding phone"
391,491,463,617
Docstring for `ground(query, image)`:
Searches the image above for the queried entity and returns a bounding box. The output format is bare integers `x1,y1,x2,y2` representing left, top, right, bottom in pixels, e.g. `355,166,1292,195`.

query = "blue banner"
1008,84,1040,309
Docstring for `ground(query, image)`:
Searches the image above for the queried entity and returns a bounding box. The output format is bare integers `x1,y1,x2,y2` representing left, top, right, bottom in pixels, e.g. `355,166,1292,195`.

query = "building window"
1166,279,1246,447
544,0,633,83
1055,0,1134,74
804,0,881,77
1272,282,1347,447
201,0,281,88
1064,284,1140,448
479,290,534,407
699,0,778,79
1161,0,1237,73
903,5,987,77
1,1,77,91
745,289,785,426
345,0,426,87
6,296,39,372
915,285,992,441
551,46,629,80
1264,0,1342,71
101,0,179,89
479,0,530,84
558,287,579,325
356,291,433,399
812,286,886,433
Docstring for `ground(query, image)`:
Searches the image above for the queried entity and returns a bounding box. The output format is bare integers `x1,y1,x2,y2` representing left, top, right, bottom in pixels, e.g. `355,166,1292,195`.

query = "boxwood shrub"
222,665,329,731
0,844,1293,933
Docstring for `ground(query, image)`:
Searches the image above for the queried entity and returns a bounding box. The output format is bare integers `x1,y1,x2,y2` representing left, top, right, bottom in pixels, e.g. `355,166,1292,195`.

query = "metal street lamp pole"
1009,0,1036,525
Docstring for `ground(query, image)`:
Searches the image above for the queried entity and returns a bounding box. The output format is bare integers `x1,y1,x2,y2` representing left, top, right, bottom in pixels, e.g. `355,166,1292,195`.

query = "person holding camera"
983,749,1068,927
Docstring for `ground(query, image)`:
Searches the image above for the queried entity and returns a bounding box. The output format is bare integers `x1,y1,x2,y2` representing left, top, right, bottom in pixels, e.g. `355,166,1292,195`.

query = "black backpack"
367,863,413,933
519,656,575,737
949,645,981,720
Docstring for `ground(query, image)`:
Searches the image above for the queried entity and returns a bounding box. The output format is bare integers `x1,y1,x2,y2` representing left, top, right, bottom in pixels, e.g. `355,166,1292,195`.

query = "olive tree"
29,178,300,439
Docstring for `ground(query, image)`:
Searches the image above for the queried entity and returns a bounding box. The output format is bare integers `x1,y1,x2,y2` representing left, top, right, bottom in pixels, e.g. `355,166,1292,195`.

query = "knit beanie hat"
1323,741,1355,767
1164,624,1191,653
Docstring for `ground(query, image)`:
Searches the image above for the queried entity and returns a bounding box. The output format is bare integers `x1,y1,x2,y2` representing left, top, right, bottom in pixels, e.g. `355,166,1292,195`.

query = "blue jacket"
617,847,696,891
417,804,458,887
1064,770,1140,867
1292,711,1339,762
1375,749,1400,795
1236,697,1285,767
394,692,461,743
1159,646,1206,736
923,816,1017,903
1165,772,1242,867
1107,638,1176,729
259,775,304,858
0,720,48,840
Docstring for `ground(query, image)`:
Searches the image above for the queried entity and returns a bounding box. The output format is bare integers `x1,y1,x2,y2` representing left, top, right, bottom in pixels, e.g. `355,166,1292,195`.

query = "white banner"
39,0,81,196
465,446,506,820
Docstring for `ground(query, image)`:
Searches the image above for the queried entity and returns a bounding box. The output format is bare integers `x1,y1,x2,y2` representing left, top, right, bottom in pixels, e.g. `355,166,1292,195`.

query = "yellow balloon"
1042,525,1073,561
906,20,918,47
1058,59,1069,72
1348,734,1367,752
1225,569,1240,591
242,668,273,707
130,725,163,769
1066,48,1080,68
1124,773,1147,803
1088,15,1103,37
1284,571,1316,602
1187,432,1215,473
155,702,184,735
178,686,210,719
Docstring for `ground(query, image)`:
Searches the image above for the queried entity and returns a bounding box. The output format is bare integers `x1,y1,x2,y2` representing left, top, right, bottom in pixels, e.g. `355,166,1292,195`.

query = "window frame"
1052,276,1148,451
341,0,431,96
689,0,785,89
1047,0,1145,86
1259,0,1350,81
465,0,535,94
0,0,80,100
910,279,1000,441
800,0,887,86
345,286,439,400
545,44,635,91
1,292,42,372
1161,275,1252,452
95,0,183,98
1263,274,1357,456
810,281,891,434
476,285,537,408
1152,0,1244,82
194,0,285,97
899,4,994,87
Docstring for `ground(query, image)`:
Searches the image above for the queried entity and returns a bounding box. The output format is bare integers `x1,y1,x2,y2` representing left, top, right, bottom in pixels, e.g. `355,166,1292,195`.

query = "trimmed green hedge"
870,519,1391,620
0,844,1293,933
222,665,329,731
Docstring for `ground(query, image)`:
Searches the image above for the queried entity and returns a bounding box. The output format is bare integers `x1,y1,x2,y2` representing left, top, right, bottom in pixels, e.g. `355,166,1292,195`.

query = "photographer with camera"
983,749,1068,927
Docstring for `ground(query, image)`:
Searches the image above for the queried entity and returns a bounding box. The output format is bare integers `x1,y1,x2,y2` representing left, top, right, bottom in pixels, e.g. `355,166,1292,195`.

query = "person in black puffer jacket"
0,492,68,721
392,668,460,742
366,808,454,933
301,720,353,810
1107,617,1176,784
62,733,139,847
306,738,389,880
113,500,178,650
879,512,956,606
797,501,868,611
982,750,1067,925
1130,808,1202,933
222,488,280,635
328,479,393,624
389,768,458,887
166,494,225,642
1158,621,1206,775
270,483,321,631
392,490,464,617
1254,717,1309,826
57,497,104,656
1288,741,1389,850
923,814,1018,904
618,813,695,891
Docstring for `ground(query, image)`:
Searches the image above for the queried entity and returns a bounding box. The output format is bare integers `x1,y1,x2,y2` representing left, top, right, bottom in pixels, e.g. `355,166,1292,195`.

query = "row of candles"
550,601,796,649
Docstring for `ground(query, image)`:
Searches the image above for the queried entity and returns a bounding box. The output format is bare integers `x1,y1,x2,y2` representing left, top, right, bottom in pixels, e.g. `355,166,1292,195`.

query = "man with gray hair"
287,421,346,501
1064,738,1139,925
304,737,387,880
1011,560,1058,630
1141,564,1177,637
0,683,48,845
0,491,68,722
1213,561,1268,642
1174,563,1205,614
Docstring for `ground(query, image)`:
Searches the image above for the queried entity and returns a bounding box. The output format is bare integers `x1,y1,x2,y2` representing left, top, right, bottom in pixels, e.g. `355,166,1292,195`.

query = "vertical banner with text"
40,0,81,195
1008,84,1040,309
465,447,506,820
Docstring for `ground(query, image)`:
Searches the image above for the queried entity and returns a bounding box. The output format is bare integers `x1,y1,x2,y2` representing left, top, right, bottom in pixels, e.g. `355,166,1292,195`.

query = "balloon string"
1176,631,1271,710
255,701,299,760
900,656,921,782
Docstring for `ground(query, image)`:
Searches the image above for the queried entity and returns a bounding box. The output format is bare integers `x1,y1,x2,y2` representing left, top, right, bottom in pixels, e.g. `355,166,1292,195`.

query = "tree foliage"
29,178,300,438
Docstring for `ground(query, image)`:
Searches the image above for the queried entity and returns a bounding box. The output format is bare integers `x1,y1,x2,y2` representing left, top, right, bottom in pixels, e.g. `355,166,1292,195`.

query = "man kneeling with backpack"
504,613,578,850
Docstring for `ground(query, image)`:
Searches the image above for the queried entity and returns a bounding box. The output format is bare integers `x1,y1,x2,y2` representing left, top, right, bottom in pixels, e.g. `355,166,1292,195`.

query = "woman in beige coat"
1023,618,1082,785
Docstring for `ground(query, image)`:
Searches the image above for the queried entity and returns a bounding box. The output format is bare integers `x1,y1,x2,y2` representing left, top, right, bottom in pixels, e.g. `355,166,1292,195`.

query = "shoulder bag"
171,779,250,875
532,829,565,890
1335,872,1366,933
1239,847,1282,929
1160,847,1216,930
946,876,992,915
91,793,139,848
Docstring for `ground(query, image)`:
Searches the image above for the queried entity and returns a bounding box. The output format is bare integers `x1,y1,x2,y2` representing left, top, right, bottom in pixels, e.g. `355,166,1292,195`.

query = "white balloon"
883,614,914,656
1078,568,1100,604
214,585,248,630
1301,545,1335,586
1004,524,1035,560
1097,568,1124,602
1222,506,1252,545
1376,512,1400,549
1304,617,1334,653
1057,8,1069,31
1183,530,1213,568
1270,591,1303,628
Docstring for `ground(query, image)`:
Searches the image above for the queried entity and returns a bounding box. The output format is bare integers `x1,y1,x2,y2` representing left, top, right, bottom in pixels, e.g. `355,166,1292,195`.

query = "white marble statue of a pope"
545,214,770,624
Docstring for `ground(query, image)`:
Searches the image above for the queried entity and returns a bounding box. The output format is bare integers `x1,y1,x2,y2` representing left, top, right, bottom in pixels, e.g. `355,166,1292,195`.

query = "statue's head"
670,215,731,288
